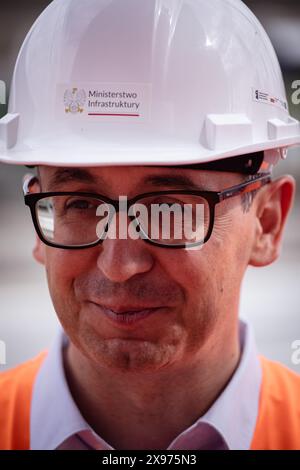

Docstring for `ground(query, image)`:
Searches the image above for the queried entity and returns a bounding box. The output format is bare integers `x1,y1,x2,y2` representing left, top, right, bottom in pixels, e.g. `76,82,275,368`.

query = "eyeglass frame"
23,172,272,250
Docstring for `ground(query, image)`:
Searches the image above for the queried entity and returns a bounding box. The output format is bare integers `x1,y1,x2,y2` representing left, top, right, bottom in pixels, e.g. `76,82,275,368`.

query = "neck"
63,322,240,450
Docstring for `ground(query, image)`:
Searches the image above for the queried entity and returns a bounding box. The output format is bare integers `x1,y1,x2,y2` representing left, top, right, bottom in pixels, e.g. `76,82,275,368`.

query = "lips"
99,305,162,314
90,302,164,326
88,298,164,313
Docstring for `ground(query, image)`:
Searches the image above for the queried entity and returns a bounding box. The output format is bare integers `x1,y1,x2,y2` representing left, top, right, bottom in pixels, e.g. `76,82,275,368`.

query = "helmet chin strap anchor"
280,148,288,160
0,113,19,149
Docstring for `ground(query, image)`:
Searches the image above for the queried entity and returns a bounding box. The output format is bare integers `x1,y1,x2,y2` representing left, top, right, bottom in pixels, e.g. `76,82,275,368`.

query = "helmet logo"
253,88,288,111
64,88,86,114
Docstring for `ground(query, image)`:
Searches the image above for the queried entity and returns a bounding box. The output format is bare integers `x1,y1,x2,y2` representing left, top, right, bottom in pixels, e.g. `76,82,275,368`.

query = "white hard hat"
0,0,299,168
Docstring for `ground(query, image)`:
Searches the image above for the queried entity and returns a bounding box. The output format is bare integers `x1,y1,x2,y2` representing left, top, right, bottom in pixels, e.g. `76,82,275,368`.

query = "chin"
80,329,178,372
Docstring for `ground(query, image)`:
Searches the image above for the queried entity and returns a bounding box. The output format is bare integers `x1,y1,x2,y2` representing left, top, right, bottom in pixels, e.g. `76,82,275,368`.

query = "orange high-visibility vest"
0,354,299,450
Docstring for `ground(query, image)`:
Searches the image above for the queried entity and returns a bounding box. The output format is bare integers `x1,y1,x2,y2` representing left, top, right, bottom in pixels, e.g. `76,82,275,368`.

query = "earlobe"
249,176,296,268
33,234,46,265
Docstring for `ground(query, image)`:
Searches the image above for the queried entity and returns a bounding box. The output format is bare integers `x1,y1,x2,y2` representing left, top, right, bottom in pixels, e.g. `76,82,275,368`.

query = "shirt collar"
30,320,261,450
167,321,262,450
30,329,113,450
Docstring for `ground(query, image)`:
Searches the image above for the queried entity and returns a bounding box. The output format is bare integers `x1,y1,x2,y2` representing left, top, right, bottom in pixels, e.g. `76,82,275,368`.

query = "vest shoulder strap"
0,352,47,450
251,356,300,450
1,352,299,450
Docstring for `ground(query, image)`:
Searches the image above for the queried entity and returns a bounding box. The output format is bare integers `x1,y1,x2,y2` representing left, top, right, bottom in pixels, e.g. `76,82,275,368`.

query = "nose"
96,236,155,283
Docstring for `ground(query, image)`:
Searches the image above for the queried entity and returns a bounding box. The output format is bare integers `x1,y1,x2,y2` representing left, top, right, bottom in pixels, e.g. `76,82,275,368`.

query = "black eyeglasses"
23,173,271,250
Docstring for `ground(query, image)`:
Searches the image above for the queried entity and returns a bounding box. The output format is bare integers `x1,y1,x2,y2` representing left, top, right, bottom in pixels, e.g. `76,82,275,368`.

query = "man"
0,0,300,450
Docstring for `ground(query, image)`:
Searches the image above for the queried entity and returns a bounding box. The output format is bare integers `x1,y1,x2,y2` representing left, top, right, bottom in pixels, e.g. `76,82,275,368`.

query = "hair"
240,174,262,213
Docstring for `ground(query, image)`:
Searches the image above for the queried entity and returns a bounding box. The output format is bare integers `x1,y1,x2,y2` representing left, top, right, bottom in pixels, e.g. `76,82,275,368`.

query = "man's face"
34,166,256,372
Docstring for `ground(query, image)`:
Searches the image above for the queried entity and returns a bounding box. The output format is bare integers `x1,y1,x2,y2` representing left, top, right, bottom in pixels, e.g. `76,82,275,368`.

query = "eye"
65,198,97,211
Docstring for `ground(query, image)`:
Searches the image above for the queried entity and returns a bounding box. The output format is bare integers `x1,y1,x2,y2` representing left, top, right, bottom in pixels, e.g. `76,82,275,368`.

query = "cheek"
45,246,97,278
158,249,219,326
210,205,254,288
44,247,97,319
160,250,221,353
167,206,249,306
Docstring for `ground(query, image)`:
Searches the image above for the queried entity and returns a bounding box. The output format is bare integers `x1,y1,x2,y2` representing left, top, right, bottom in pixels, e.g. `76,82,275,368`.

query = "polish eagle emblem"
64,87,86,114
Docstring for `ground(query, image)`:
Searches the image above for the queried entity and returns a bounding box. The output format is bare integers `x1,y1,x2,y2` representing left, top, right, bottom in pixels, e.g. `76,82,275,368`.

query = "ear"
249,175,296,267
28,175,46,265
33,233,46,265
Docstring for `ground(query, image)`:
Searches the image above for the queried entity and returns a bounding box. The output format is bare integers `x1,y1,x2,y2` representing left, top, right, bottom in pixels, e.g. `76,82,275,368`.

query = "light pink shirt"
30,320,261,450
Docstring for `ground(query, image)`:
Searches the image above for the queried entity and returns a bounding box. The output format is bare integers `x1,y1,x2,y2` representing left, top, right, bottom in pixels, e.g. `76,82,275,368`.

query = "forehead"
38,165,242,192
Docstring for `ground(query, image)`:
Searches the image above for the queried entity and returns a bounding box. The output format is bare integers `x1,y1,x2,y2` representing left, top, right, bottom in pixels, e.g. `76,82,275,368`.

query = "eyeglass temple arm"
218,173,272,202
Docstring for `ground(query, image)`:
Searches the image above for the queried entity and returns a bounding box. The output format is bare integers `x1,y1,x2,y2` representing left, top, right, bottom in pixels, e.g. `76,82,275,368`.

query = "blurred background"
0,0,299,371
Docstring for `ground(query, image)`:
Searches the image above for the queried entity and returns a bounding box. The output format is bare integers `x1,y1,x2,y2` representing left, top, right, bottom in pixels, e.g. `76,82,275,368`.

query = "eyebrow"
46,168,99,190
141,174,201,190
45,168,201,192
